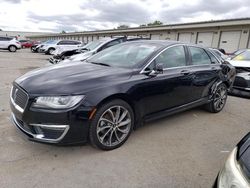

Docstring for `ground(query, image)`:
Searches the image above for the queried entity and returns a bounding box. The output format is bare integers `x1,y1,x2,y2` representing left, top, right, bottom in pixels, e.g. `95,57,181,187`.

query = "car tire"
204,83,228,113
8,45,17,52
31,47,35,52
89,99,134,150
47,48,55,55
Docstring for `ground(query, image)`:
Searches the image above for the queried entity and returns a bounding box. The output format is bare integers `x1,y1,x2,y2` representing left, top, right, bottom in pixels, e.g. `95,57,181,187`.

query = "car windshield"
83,41,104,50
232,50,250,61
87,42,160,68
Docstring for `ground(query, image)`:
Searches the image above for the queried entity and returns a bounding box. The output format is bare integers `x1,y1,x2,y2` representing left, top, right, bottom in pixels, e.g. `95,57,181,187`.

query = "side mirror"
155,63,163,74
146,63,164,77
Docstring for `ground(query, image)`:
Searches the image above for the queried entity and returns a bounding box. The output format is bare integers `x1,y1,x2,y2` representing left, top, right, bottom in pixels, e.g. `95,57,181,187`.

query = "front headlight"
218,148,250,188
32,95,84,109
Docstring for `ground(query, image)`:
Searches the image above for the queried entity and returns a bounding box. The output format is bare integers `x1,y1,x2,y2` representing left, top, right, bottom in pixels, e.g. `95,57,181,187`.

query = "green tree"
61,30,66,34
147,20,163,26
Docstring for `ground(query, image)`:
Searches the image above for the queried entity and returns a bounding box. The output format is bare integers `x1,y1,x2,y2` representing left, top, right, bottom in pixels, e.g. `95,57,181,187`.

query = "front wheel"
8,45,17,52
47,48,55,55
205,83,228,113
89,100,134,150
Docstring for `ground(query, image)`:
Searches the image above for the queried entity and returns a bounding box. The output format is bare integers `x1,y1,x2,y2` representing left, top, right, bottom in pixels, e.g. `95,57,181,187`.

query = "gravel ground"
0,49,249,188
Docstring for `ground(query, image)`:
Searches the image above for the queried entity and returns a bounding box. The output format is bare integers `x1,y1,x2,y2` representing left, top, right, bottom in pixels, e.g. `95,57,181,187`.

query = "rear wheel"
8,45,17,52
89,99,134,150
205,83,228,113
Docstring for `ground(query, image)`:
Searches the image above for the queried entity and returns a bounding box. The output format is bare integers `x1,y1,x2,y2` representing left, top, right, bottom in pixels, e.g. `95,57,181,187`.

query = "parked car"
49,36,149,64
213,132,250,188
19,40,35,48
209,48,228,59
58,36,150,64
0,36,21,52
10,41,235,150
227,49,250,98
30,40,49,53
39,40,82,55
50,37,127,64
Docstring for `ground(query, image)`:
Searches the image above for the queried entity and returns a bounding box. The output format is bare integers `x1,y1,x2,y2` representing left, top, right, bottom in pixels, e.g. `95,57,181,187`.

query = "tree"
61,30,66,34
147,20,163,26
117,25,129,29
0,28,2,31
140,21,163,27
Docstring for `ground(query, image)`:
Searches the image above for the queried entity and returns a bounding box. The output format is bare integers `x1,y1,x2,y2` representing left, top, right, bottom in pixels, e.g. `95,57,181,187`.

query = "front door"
134,45,195,116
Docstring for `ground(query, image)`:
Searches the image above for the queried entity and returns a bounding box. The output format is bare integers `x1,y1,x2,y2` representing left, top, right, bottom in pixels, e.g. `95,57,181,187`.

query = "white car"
0,36,21,52
39,40,82,55
61,37,127,63
209,48,228,59
227,49,250,98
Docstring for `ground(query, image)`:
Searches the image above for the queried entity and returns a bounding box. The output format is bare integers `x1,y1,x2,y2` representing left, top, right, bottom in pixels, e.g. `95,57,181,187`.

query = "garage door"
219,31,241,53
197,32,213,47
151,34,161,40
178,33,192,43
92,36,98,41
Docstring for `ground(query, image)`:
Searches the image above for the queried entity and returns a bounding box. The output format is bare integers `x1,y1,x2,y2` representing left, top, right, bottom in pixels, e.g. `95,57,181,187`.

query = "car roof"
124,40,189,48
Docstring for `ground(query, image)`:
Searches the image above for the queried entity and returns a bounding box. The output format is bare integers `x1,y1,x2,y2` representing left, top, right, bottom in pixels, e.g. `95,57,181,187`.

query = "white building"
27,18,250,53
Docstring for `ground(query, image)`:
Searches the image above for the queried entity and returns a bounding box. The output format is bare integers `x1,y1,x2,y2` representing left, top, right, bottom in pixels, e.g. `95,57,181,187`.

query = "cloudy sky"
0,0,249,33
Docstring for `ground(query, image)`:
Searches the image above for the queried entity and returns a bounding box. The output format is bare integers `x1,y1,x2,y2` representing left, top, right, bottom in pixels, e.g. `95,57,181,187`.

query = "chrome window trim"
11,113,69,143
140,44,185,74
140,44,218,74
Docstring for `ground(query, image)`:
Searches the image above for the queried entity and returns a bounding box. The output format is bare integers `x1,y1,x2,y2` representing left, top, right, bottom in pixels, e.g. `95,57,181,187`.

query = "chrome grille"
11,85,29,112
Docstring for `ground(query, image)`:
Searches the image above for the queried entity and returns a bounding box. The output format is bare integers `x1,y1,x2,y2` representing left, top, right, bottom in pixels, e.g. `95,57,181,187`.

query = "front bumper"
230,72,250,98
216,148,250,188
49,57,60,64
10,85,92,145
11,113,70,143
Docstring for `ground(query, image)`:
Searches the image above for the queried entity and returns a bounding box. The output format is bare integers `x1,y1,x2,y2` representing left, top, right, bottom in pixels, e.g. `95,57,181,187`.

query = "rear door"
187,46,221,101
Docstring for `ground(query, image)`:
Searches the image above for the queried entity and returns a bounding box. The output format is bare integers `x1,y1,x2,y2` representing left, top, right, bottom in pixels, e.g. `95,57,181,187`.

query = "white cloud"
0,0,249,32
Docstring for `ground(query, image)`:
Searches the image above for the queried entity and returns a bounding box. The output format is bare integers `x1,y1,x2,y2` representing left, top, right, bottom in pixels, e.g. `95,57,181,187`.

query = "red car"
19,40,37,48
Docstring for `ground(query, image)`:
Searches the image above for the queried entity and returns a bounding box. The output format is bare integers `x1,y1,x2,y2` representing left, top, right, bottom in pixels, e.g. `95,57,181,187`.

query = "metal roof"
28,17,250,38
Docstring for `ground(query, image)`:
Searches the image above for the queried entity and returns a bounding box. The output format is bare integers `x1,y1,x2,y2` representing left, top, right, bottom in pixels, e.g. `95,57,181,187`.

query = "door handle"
180,70,191,75
211,66,216,70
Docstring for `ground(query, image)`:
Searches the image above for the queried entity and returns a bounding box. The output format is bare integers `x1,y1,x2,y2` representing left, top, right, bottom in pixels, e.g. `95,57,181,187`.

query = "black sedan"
10,41,236,150
214,132,250,187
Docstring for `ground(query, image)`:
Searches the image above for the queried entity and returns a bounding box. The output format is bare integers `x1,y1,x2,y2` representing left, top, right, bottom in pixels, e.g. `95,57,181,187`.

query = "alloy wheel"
97,106,131,147
213,85,227,111
9,46,16,52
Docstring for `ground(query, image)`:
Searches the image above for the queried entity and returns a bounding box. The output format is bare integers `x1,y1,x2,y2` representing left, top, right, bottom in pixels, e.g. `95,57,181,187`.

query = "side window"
57,40,68,45
207,51,220,64
73,41,81,45
189,47,212,65
103,40,120,50
0,37,8,41
154,46,186,68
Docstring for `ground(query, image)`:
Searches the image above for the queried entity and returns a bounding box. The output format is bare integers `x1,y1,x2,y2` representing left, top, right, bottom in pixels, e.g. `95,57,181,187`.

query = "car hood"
15,61,132,95
71,51,94,61
228,60,250,68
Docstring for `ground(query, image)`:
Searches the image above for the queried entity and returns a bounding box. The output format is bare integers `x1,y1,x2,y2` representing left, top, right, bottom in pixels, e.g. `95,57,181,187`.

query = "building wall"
27,19,250,53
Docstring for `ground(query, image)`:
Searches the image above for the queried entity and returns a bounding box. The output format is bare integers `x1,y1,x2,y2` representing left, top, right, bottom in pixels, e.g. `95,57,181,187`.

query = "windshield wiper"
88,61,111,67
